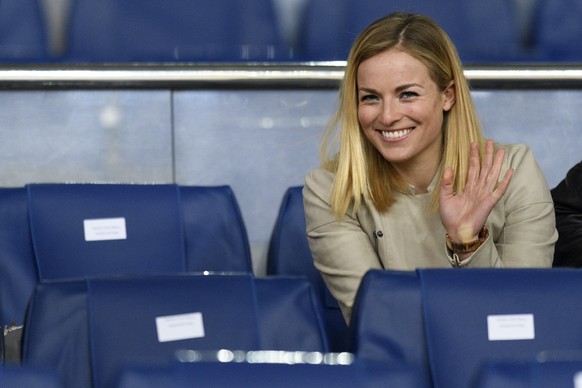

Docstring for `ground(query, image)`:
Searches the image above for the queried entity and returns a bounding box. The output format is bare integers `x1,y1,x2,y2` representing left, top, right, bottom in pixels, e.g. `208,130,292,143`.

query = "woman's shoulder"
304,166,335,199
496,142,552,202
496,142,538,171
496,142,529,157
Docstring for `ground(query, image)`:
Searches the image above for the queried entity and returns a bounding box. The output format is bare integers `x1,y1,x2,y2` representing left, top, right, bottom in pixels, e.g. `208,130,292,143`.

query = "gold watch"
446,226,489,255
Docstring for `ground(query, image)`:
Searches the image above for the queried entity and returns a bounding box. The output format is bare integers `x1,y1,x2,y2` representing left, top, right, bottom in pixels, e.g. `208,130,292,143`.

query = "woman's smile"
379,128,414,141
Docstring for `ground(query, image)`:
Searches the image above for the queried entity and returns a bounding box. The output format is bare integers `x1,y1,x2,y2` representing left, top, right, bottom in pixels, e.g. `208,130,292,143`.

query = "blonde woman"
304,13,557,323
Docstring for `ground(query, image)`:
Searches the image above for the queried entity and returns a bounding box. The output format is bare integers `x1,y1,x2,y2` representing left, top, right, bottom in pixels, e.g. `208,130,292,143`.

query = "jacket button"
376,231,384,238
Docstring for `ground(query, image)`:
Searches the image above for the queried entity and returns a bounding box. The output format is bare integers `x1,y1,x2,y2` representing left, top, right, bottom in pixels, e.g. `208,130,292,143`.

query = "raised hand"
439,139,514,245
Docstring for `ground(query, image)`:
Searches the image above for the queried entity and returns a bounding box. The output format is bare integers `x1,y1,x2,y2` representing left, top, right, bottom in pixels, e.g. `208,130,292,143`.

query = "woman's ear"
443,80,456,112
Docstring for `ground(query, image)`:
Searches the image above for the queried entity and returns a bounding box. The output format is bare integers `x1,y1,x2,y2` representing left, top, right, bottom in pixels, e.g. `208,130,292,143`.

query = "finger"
440,166,456,200
486,147,506,191
480,139,494,179
466,142,480,184
492,167,514,198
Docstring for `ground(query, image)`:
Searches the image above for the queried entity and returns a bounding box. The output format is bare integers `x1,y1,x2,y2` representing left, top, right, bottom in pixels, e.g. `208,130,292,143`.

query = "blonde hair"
321,12,484,219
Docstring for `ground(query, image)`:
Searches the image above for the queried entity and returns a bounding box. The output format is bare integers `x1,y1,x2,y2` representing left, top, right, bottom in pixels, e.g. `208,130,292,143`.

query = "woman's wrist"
446,225,489,255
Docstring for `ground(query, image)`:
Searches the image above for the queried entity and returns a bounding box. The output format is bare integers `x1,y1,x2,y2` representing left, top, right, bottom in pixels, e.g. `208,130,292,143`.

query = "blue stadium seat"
299,0,523,63
352,268,582,388
267,186,349,352
116,360,427,388
476,356,582,388
349,269,432,386
475,361,532,388
179,185,252,273
21,274,329,388
297,0,350,61
27,184,186,280
418,268,582,388
0,0,49,63
64,0,288,62
0,365,63,388
0,184,252,351
532,356,582,388
0,188,38,331
534,0,582,61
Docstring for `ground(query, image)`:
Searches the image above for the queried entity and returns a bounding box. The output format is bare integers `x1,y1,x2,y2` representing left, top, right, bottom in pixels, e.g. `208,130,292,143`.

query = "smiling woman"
356,49,455,193
302,12,558,323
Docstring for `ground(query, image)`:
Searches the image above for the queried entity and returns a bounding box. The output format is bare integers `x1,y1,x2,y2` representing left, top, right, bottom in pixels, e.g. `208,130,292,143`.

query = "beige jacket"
304,143,557,322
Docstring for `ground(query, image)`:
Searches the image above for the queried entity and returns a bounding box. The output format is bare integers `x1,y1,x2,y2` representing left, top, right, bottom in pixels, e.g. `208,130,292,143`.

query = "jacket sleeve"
458,144,557,268
551,160,582,267
303,169,382,323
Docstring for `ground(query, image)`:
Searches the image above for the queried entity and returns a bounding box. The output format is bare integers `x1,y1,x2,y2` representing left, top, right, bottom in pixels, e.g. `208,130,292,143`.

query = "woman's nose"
379,99,402,125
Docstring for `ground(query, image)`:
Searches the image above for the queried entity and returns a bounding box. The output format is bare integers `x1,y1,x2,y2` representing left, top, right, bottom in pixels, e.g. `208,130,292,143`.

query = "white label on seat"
156,312,205,343
487,314,535,341
83,217,127,241
574,371,582,388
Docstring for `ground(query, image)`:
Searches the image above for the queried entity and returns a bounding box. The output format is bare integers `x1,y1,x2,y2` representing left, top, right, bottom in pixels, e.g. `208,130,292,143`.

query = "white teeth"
381,129,412,139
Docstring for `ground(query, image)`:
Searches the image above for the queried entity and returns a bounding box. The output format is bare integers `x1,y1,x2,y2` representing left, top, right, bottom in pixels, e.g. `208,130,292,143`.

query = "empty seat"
27,183,186,280
64,0,288,62
351,268,582,388
418,268,582,388
22,274,328,388
179,185,252,273
0,365,63,388
116,359,427,388
0,188,38,331
296,0,350,61
349,269,432,385
534,0,582,62
533,356,582,388
476,355,582,388
0,0,49,63
299,0,523,63
267,186,349,352
0,184,252,352
475,361,532,388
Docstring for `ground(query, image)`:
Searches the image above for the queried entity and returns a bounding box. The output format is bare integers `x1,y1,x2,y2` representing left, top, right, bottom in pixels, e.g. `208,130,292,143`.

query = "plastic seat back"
0,365,63,388
350,269,432,385
28,183,186,280
22,274,328,388
476,357,582,388
0,184,252,332
534,0,582,61
65,0,286,62
0,188,38,329
300,0,522,63
267,186,349,351
254,276,329,352
116,361,427,388
475,361,532,388
418,268,582,388
180,185,252,273
0,0,49,62
534,357,582,388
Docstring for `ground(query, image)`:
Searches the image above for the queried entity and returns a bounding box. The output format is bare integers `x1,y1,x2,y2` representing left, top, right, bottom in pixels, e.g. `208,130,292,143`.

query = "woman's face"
357,48,455,173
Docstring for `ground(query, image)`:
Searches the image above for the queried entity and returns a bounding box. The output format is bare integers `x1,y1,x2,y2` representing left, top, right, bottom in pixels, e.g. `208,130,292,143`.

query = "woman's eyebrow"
357,83,423,94
394,83,422,93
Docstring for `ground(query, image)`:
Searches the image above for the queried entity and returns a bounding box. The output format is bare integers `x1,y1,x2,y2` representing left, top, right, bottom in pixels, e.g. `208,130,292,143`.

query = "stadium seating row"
349,268,582,388
9,357,582,388
1,0,582,63
1,183,582,387
6,268,582,387
0,184,252,342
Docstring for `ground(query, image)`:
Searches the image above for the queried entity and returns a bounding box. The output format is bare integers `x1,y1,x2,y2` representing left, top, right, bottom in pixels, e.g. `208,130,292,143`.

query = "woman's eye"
400,91,418,100
360,94,378,102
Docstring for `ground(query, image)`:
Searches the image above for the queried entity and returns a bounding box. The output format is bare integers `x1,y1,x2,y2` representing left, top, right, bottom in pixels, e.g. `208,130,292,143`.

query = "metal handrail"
0,62,581,89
